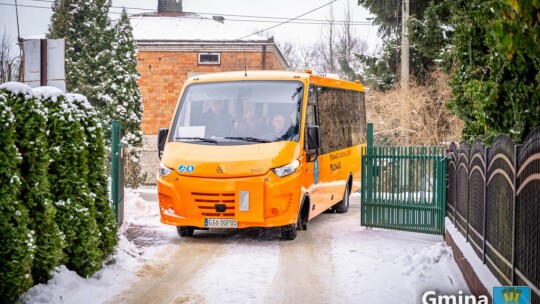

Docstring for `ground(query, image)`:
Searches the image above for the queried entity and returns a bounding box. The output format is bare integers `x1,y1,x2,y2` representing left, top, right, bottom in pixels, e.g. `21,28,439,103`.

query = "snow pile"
21,235,144,304
400,242,453,277
121,188,161,228
21,188,164,304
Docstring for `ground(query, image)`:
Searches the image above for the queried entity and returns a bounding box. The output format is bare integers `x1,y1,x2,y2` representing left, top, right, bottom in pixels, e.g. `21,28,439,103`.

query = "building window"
198,53,220,65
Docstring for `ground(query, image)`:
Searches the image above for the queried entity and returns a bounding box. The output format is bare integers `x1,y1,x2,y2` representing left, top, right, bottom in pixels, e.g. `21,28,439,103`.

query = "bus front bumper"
157,171,302,229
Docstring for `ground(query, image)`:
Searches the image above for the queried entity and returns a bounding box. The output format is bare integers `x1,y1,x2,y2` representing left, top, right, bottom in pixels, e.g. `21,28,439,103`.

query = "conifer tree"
47,0,74,40
48,1,146,185
6,88,64,283
357,0,450,88
69,93,117,259
48,0,115,118
35,88,102,277
104,8,145,187
106,8,143,148
0,85,34,302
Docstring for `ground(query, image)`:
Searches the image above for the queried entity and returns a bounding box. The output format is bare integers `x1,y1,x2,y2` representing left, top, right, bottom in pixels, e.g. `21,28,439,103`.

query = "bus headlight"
272,160,300,178
159,163,174,177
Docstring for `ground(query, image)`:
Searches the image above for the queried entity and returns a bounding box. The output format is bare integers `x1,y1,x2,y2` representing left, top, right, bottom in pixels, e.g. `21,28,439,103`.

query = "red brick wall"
136,50,286,135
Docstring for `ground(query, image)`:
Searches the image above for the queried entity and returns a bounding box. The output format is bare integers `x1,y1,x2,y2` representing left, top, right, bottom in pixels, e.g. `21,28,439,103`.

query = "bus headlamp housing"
272,160,300,178
159,163,174,177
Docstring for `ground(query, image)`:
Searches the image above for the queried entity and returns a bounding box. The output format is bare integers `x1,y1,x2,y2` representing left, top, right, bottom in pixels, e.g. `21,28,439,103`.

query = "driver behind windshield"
201,100,233,138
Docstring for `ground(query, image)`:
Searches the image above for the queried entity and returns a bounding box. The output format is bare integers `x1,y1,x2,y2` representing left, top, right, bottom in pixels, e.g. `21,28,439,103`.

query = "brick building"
132,0,289,139
131,0,289,183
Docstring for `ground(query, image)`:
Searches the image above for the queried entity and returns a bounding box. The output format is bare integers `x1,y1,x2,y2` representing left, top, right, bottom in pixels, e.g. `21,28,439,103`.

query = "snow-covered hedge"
67,93,117,259
0,83,117,302
4,84,64,287
0,84,34,303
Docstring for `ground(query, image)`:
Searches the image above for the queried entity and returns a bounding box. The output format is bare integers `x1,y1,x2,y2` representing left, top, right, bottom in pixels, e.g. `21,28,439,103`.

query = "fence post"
441,146,447,237
111,120,124,225
482,146,489,264
367,123,374,207
466,145,470,244
367,123,373,148
511,144,520,285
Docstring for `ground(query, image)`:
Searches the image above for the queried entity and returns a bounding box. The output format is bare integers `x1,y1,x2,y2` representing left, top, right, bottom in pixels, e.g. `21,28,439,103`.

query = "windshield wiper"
224,136,272,143
175,137,219,144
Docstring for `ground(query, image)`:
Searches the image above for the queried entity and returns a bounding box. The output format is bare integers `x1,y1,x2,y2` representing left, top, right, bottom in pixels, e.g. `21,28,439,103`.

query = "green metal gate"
361,125,447,235
111,120,124,226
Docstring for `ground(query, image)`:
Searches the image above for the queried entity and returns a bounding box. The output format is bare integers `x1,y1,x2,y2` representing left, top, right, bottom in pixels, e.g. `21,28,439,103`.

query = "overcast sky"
0,0,381,52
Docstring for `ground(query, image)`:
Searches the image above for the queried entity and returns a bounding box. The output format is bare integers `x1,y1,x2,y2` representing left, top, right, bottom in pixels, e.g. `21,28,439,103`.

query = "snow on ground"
22,189,473,304
327,193,470,304
445,218,501,298
21,188,177,304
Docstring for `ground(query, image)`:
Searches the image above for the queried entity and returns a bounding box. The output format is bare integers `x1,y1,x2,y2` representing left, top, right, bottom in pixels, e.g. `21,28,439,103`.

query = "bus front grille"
191,192,236,217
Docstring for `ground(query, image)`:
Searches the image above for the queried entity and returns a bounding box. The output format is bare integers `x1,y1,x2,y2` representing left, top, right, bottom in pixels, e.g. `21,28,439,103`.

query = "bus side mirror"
158,128,169,160
307,125,320,150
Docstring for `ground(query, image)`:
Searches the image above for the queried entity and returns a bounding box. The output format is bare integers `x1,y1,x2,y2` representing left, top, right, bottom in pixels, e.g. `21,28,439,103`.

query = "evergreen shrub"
0,84,35,302
34,87,102,277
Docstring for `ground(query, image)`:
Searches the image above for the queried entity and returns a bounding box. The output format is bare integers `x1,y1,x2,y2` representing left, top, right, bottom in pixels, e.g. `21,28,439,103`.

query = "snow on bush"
0,85,35,303
37,88,103,277
67,93,117,260
0,83,115,301
5,84,64,286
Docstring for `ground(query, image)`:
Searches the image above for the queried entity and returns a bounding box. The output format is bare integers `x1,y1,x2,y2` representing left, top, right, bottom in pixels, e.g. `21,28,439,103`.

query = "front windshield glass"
170,81,304,144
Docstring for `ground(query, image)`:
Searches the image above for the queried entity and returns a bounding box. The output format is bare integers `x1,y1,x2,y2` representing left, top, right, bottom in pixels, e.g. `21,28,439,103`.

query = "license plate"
205,218,238,228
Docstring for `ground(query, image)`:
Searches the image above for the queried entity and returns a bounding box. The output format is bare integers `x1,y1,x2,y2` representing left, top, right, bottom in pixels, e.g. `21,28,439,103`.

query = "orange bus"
157,70,366,240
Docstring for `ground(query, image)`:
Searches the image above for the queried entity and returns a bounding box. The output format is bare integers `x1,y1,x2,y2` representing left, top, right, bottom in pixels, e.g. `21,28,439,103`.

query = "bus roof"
185,70,365,92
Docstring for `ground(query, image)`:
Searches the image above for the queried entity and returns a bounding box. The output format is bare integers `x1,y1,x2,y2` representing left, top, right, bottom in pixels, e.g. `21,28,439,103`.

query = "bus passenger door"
303,101,321,217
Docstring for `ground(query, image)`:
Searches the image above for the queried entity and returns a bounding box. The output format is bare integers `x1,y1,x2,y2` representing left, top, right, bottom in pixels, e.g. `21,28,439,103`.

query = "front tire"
281,224,297,240
177,226,195,237
335,185,350,214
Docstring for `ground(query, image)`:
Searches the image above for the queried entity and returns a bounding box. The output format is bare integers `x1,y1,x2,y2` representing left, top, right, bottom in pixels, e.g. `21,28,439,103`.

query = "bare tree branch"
0,30,21,83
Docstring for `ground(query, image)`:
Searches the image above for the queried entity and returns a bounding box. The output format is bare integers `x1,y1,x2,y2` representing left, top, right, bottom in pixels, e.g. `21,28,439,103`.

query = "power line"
0,2,124,14
236,0,338,40
24,0,372,24
1,2,372,26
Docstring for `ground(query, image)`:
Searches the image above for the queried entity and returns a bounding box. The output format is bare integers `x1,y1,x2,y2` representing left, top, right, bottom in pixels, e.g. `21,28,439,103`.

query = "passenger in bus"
263,113,293,140
201,100,233,138
233,116,249,135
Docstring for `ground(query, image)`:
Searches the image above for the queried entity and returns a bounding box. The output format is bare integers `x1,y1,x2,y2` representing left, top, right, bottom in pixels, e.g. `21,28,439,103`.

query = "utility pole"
400,0,409,90
400,0,410,147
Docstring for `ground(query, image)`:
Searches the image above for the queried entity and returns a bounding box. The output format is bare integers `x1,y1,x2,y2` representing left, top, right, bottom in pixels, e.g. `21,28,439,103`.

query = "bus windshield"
170,81,304,144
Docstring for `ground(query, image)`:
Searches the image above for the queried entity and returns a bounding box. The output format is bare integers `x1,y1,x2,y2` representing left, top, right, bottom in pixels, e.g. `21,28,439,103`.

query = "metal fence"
361,145,447,235
446,127,540,303
111,120,125,225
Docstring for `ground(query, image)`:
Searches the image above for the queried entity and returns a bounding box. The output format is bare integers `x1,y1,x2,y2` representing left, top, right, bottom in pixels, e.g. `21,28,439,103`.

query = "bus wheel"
335,186,350,214
281,224,297,240
177,226,195,237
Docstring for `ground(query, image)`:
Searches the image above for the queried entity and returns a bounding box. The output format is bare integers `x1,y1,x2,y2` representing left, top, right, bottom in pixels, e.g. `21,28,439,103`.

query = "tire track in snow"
265,215,338,304
108,236,225,304
171,229,282,304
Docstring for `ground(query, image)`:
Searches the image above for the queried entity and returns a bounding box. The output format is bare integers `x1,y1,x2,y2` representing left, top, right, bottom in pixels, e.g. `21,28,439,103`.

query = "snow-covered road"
23,189,470,304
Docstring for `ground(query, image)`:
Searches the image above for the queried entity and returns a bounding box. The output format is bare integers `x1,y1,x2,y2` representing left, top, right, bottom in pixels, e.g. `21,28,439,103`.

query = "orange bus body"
157,70,366,238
